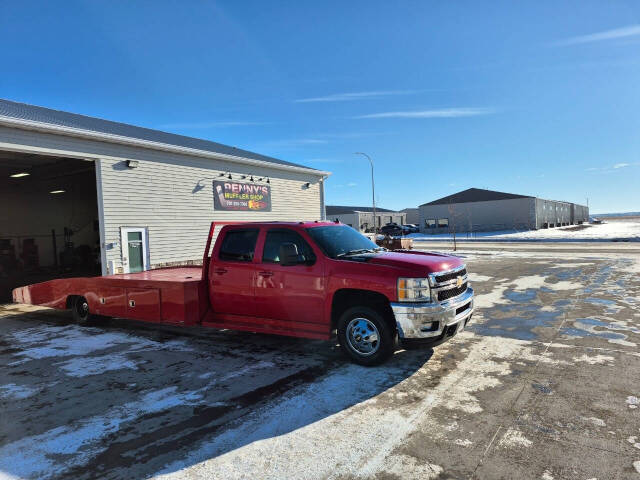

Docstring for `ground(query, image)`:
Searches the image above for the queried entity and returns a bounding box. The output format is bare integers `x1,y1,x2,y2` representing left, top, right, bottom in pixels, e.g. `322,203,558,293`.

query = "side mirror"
279,242,303,266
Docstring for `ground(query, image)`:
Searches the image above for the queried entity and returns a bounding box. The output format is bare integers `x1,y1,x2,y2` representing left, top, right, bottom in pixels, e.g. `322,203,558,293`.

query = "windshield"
306,225,381,259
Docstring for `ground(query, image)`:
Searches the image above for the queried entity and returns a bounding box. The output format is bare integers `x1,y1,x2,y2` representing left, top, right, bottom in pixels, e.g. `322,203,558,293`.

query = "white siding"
0,125,325,273
99,158,322,270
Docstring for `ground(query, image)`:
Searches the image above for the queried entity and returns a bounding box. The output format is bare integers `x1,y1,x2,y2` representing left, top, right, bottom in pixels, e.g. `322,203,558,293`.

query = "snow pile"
408,221,640,242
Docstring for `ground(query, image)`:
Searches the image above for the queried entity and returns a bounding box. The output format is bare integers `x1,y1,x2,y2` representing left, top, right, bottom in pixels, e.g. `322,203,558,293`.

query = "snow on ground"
407,221,640,242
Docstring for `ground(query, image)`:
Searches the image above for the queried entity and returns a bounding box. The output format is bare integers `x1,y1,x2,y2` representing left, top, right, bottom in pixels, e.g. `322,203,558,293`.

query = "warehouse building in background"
419,188,589,234
401,207,419,224
325,206,406,232
0,99,328,300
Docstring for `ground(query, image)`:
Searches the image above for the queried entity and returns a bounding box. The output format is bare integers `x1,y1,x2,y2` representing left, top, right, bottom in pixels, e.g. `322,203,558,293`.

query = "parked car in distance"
380,223,405,236
371,223,414,235
13,221,474,366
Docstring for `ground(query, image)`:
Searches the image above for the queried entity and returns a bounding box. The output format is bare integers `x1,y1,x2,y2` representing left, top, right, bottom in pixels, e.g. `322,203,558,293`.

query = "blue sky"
1,1,639,213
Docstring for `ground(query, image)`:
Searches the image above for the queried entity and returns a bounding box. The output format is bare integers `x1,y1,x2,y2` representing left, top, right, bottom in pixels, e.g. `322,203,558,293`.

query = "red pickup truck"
12,221,474,365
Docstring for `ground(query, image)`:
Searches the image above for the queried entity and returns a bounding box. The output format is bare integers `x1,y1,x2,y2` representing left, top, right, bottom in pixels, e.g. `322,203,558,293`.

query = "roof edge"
418,197,533,207
0,115,330,177
418,188,533,207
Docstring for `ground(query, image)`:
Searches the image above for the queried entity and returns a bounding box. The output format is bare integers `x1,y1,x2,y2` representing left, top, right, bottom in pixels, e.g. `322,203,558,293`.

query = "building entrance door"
120,227,149,273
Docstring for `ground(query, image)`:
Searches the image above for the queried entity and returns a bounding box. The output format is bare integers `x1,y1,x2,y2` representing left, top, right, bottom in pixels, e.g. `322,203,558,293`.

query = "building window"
437,218,449,228
425,219,436,228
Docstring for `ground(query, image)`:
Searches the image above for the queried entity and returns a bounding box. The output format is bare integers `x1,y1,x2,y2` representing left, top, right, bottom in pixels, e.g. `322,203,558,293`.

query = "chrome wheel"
346,317,380,356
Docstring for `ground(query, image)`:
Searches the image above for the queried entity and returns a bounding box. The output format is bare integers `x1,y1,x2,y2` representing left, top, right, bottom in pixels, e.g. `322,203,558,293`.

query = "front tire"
337,306,395,366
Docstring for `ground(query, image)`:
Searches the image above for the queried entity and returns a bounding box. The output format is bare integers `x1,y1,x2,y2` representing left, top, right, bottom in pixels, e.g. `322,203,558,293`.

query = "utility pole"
355,152,376,231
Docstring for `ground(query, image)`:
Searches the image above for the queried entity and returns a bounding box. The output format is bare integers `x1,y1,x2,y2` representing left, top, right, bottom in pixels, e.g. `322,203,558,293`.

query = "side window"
425,219,436,228
437,218,449,228
262,229,316,264
219,229,259,262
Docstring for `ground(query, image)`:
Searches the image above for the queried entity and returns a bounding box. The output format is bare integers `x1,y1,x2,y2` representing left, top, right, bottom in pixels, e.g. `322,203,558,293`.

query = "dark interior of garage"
0,152,100,302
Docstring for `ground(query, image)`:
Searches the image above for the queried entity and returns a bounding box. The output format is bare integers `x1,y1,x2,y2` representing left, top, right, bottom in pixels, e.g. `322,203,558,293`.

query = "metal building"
418,188,589,233
400,207,420,225
0,98,329,300
325,206,406,232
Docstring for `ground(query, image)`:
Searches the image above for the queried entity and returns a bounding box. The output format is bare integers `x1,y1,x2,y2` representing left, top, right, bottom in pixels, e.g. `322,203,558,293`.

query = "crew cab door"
209,228,259,317
254,228,325,328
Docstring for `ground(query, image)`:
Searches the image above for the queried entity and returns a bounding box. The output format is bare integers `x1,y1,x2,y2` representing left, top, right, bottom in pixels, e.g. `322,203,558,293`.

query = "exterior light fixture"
241,175,247,179
10,172,30,178
303,182,310,189
218,172,226,177
250,175,254,182
50,189,65,194
126,160,139,169
227,173,232,180
266,177,270,184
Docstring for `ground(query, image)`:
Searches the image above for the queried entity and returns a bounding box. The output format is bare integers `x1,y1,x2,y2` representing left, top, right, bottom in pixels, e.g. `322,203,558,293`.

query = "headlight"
397,277,431,302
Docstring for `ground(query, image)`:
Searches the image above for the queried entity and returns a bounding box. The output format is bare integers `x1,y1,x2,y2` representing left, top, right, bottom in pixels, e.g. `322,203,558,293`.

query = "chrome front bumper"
391,287,474,340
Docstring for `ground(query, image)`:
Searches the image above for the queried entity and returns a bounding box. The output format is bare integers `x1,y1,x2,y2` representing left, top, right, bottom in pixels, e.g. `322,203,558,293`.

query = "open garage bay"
0,244,639,479
0,152,101,302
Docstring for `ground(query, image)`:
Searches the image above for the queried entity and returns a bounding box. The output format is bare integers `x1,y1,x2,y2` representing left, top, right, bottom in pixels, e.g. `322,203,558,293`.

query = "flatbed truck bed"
13,267,208,326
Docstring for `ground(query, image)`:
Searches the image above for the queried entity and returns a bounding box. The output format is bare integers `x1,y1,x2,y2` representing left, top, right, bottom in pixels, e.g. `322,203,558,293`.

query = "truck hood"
365,251,464,274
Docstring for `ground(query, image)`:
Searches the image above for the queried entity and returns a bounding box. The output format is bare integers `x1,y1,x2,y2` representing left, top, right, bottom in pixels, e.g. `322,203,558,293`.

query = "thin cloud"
159,121,270,129
553,25,640,46
346,182,357,187
586,162,638,172
262,138,328,148
315,132,387,139
304,158,345,164
295,90,419,103
353,108,495,119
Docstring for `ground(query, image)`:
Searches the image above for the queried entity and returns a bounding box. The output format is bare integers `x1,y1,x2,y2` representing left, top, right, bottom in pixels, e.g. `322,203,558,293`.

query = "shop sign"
213,180,272,211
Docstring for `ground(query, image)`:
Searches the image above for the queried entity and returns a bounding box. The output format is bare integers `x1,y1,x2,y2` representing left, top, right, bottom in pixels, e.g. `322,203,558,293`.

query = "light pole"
355,152,376,231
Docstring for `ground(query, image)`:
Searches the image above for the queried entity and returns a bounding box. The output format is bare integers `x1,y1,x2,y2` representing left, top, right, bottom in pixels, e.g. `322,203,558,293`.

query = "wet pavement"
0,245,639,479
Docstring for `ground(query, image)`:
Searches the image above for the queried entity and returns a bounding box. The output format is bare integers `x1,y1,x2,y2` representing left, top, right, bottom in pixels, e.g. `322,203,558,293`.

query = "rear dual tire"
337,306,395,366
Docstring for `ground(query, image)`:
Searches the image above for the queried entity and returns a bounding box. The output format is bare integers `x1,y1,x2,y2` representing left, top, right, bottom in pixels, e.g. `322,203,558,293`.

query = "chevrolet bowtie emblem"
456,276,463,288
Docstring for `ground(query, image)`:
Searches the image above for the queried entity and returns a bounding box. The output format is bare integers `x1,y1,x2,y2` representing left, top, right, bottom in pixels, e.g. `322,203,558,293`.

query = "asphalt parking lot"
1,245,639,480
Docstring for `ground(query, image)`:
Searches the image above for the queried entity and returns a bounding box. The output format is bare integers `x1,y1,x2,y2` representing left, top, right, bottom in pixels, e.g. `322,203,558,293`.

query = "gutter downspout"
320,175,327,220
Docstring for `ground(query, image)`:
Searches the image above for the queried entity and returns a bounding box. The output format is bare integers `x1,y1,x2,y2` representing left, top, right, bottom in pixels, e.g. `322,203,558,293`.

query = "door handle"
259,271,274,277
214,268,228,275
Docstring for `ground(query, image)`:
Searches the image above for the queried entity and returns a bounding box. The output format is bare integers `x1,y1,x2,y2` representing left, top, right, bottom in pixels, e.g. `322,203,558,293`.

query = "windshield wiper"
336,248,378,258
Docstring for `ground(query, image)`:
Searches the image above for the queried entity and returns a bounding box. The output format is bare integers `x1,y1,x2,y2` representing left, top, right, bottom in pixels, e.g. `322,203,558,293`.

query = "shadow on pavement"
0,306,431,480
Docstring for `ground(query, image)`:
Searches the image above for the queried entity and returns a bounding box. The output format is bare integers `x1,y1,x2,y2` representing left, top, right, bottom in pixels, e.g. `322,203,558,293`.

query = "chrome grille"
429,264,468,303
435,268,467,284
438,282,468,302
